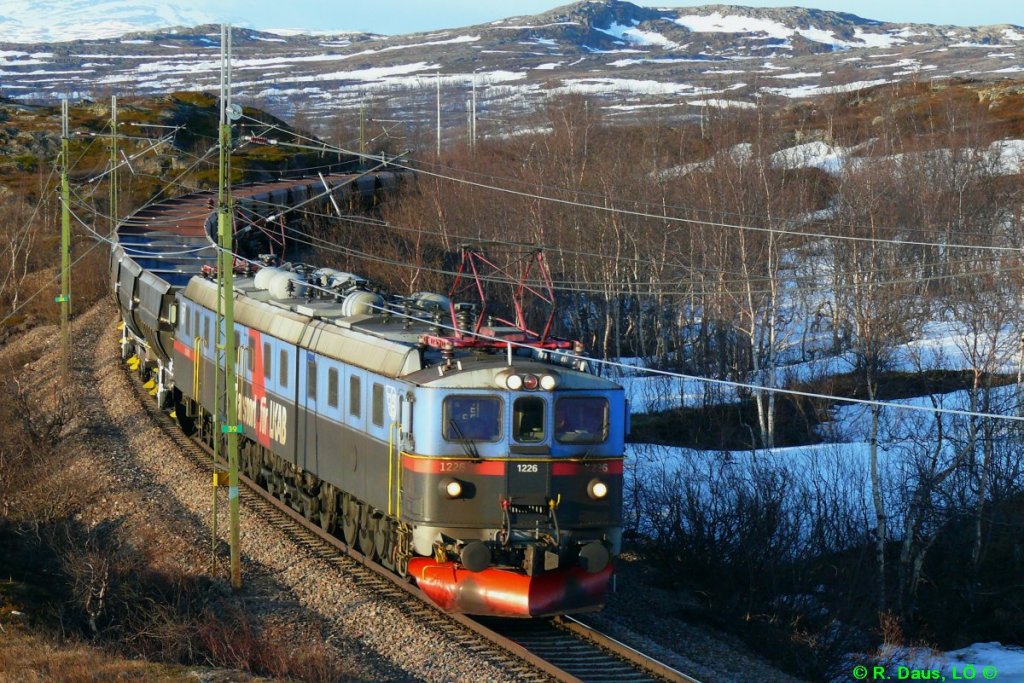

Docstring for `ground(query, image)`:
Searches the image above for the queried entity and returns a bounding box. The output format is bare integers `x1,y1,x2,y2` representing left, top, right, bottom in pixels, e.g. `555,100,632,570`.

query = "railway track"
482,615,699,683
123,347,697,683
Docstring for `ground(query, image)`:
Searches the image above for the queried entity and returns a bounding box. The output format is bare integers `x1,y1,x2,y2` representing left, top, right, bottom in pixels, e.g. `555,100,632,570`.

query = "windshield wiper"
448,419,481,460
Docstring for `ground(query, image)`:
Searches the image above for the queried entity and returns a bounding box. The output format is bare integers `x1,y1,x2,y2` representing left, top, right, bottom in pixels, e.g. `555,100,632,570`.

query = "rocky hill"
0,0,1022,134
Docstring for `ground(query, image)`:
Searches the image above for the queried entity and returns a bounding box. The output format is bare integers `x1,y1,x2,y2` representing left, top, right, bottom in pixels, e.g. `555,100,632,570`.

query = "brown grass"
0,625,200,683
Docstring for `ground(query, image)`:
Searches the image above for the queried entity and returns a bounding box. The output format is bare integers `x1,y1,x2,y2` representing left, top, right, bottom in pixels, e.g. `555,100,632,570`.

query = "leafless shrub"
0,194,51,316
0,365,78,521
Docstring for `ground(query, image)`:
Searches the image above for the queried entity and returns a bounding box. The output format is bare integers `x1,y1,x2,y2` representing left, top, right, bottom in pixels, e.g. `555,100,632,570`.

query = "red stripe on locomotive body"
551,460,624,476
402,457,624,476
173,338,195,362
402,457,506,476
247,329,271,448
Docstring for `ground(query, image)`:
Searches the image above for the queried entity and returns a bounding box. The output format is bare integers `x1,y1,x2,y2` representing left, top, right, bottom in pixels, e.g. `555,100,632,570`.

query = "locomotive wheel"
358,528,378,557
376,519,393,570
241,443,257,479
302,493,318,523
340,494,357,545
357,525,375,558
239,444,251,478
318,485,337,533
356,508,376,559
247,445,261,480
282,480,298,509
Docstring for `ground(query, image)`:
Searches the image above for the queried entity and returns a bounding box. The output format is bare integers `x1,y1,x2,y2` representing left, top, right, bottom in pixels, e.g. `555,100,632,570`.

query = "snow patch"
770,71,822,80
762,78,890,98
769,141,849,174
675,12,792,39
851,28,905,48
674,12,903,49
597,21,679,49
555,77,702,97
610,57,723,67
686,98,756,109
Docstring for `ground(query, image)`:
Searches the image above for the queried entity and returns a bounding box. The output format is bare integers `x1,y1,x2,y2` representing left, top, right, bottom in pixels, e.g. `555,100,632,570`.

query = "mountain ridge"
0,0,1021,132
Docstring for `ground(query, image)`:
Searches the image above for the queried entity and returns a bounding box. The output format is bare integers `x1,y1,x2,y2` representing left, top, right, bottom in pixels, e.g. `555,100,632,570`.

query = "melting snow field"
619,271,1024,677
764,137,1024,176
842,643,1024,682
762,78,892,98
674,12,907,50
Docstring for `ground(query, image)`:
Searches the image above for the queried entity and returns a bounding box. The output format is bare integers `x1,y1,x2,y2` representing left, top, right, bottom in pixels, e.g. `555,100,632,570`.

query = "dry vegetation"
0,332,357,681
0,94,371,682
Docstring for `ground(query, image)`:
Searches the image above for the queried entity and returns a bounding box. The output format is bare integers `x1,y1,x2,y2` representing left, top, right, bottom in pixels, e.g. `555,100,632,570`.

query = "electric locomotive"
112,174,626,618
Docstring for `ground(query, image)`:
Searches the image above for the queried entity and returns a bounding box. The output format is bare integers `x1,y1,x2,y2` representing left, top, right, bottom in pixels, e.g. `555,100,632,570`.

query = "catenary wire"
389,159,1023,255
214,244,1024,425
241,194,1021,289
240,114,1021,249
272,220,1024,299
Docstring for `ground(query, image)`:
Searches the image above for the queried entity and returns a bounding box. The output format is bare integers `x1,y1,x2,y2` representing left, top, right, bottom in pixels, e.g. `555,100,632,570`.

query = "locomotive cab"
402,358,625,616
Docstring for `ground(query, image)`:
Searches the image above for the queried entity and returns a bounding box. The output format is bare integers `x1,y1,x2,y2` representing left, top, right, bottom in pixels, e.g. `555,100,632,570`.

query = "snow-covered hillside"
0,0,213,42
1,1,1022,130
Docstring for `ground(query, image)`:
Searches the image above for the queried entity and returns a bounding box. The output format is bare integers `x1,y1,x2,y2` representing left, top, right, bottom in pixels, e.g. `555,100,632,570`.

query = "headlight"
522,374,539,390
506,374,523,390
540,374,558,390
587,478,609,500
441,478,463,499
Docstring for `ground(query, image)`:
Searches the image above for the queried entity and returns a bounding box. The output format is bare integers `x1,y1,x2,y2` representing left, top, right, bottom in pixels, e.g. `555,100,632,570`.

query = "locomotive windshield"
443,396,502,441
513,397,545,443
554,397,609,444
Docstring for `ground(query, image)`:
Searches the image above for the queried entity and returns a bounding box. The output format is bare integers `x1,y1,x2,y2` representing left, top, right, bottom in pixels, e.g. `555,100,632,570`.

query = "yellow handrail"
193,336,202,405
387,421,396,516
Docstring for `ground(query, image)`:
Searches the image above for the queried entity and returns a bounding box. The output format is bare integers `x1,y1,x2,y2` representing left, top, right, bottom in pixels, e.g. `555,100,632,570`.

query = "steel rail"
557,615,700,683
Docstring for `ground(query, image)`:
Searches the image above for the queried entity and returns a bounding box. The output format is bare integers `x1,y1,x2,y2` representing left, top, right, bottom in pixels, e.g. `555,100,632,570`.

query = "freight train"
110,170,626,617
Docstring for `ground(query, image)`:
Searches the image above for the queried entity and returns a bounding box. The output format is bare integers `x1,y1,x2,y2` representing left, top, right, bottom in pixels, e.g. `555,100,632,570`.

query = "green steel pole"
59,99,71,367
218,24,242,590
109,95,117,237
213,270,221,567
212,38,224,569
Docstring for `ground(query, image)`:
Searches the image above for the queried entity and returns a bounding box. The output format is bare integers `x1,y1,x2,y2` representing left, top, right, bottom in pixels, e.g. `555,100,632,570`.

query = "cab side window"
328,368,339,409
279,349,289,388
349,375,361,418
372,383,384,427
